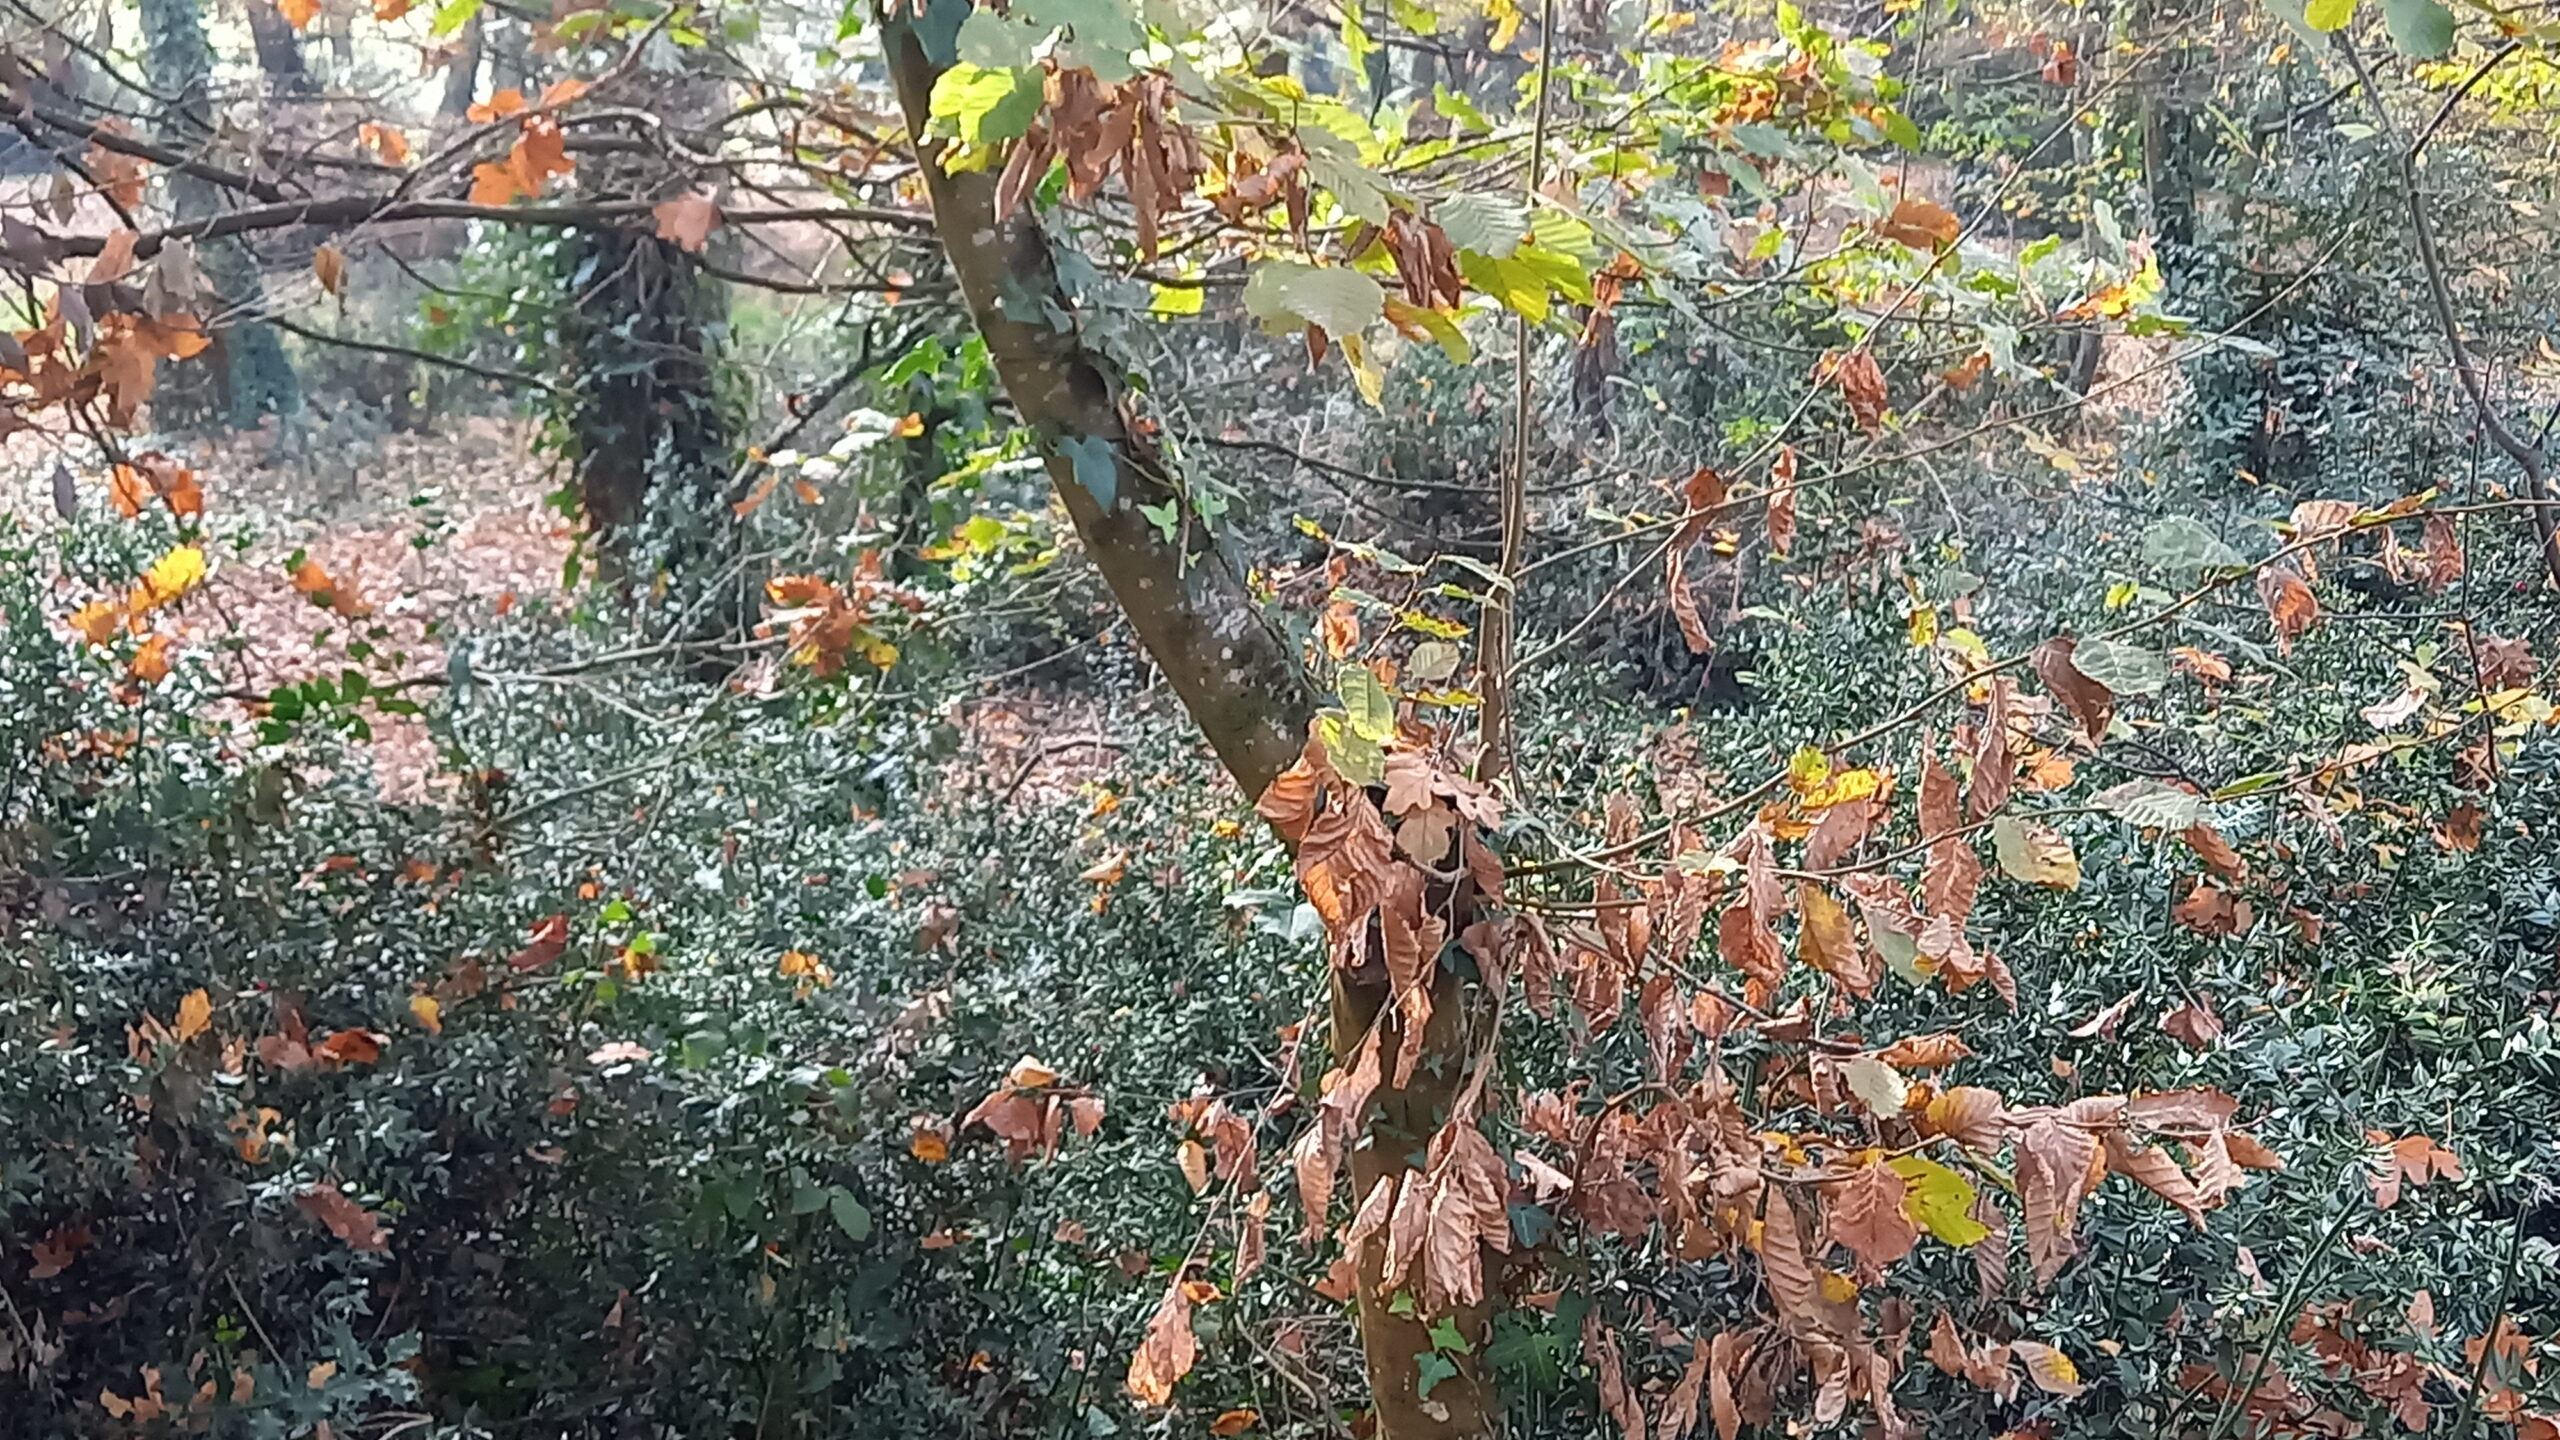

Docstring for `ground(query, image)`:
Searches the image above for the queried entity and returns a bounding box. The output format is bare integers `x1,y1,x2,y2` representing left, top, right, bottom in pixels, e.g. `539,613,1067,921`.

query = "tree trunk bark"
875,18,1312,799
877,16,1496,1438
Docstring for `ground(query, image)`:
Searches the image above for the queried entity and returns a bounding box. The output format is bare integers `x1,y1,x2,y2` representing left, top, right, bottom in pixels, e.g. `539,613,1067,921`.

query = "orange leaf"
68,600,124,645
467,88,527,124
315,1029,384,1066
359,122,413,167
1876,196,1960,250
174,988,212,1042
469,160,523,207
2256,566,2319,653
408,994,442,1034
910,1116,953,1164
538,77,589,108
374,0,412,18
652,194,722,252
110,464,150,518
128,632,174,684
1210,1409,1259,1436
276,0,322,30
313,244,347,297
1826,1160,1920,1276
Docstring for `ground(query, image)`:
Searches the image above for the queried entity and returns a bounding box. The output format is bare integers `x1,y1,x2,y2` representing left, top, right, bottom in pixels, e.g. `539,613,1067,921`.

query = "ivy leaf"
1415,1351,1461,1398
830,1191,872,1242
1057,433,1119,510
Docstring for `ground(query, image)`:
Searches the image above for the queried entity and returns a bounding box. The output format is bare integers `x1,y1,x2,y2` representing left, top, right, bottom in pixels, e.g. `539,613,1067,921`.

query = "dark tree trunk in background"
558,62,736,564
142,0,300,432
560,225,736,554
241,0,312,96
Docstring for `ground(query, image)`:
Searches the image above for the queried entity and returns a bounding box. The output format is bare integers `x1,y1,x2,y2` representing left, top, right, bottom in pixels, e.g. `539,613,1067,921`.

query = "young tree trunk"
141,0,300,432
877,16,1495,1437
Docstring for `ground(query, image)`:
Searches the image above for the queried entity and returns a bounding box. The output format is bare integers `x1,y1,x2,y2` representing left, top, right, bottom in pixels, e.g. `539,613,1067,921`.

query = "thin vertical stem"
1479,0,1557,784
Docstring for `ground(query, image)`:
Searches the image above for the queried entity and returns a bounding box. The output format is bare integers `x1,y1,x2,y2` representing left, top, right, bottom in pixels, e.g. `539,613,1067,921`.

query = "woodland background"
0,0,2556,1436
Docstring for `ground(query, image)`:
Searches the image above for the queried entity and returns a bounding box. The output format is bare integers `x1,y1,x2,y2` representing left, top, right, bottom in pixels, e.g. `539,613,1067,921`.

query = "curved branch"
2331,34,2560,590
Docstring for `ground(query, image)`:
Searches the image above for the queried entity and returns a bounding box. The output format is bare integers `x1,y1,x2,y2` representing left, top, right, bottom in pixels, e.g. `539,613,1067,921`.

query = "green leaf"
2092,778,2210,830
830,1191,873,1242
1887,1157,1992,1246
430,0,483,38
1243,260,1385,339
1338,661,1396,741
1426,1315,1474,1353
1304,146,1394,226
956,8,1044,65
2305,0,2356,28
1017,0,1144,49
1317,712,1385,786
2070,637,2166,695
1436,192,1530,258
1459,250,1547,323
1386,299,1472,364
2140,516,2246,573
1415,1351,1461,1398
2210,771,2286,800
1432,83,1490,134
927,63,1044,147
1057,433,1120,509
2383,0,2454,54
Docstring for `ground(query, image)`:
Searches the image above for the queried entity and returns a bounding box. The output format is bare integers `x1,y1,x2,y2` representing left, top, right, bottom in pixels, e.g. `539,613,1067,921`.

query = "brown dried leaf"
2256,565,2319,654
1124,1275,1197,1405
2032,637,2115,741
296,1186,390,1252
1825,1162,1919,1278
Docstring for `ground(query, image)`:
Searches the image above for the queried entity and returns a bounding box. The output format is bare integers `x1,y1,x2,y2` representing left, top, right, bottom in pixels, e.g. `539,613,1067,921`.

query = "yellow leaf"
408,994,442,1034
1908,604,1939,648
1785,745,1831,796
174,988,211,1042
130,546,206,612
1887,1155,1992,1246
